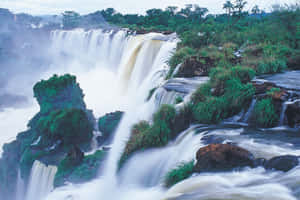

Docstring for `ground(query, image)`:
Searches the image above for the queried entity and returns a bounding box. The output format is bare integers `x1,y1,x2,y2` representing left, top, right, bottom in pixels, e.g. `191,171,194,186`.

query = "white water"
26,161,57,200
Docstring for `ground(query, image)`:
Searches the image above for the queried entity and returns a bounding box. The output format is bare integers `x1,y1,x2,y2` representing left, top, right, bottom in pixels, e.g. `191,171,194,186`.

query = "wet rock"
194,144,254,172
201,135,226,145
265,155,299,172
252,81,276,95
253,158,267,167
285,100,300,127
175,56,216,78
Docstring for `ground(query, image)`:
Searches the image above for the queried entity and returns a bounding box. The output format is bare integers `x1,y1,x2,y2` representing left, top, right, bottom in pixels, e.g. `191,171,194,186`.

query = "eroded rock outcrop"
194,144,255,172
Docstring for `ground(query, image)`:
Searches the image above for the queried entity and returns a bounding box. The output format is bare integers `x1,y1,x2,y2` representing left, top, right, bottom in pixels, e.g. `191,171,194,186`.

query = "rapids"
1,28,300,200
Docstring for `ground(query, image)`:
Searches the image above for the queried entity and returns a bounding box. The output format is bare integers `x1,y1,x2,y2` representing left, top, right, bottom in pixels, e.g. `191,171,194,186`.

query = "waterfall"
279,102,288,126
25,161,57,200
15,168,25,200
242,98,257,123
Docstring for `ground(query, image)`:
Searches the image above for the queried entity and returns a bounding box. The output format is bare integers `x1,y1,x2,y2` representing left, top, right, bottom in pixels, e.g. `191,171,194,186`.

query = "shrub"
164,161,194,187
147,87,157,101
33,74,78,99
98,111,124,140
54,150,107,187
175,96,184,104
37,108,93,147
120,105,176,166
257,58,287,74
191,83,212,104
167,47,197,79
253,98,279,127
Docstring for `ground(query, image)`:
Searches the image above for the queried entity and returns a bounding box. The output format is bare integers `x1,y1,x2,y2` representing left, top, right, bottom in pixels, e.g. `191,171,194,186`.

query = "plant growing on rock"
120,105,176,167
164,161,194,187
37,108,94,148
252,98,279,127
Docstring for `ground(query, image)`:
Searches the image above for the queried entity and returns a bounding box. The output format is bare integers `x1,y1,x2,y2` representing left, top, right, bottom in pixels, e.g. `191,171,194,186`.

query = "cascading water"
3,27,300,200
25,161,57,200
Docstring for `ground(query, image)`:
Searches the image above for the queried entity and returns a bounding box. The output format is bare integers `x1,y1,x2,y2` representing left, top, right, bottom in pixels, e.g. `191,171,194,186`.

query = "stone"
285,100,300,127
194,144,254,172
265,155,299,172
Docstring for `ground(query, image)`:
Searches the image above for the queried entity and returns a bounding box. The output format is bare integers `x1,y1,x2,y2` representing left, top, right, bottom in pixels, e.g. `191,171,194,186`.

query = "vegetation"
120,105,176,166
54,150,107,187
37,108,93,147
98,111,124,140
164,161,194,187
252,98,279,127
33,74,85,114
191,66,255,124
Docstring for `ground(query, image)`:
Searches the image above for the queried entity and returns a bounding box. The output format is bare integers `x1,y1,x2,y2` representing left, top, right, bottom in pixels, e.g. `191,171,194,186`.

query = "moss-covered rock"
36,108,94,147
120,105,176,167
54,150,107,187
33,74,86,114
98,111,124,143
164,161,194,187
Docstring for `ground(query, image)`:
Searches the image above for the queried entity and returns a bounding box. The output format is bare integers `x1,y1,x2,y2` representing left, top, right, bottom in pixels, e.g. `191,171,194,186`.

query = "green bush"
257,58,287,74
37,108,93,147
54,150,107,187
191,83,212,103
167,47,197,79
33,74,78,99
120,105,176,166
164,161,194,187
98,111,124,140
253,98,279,127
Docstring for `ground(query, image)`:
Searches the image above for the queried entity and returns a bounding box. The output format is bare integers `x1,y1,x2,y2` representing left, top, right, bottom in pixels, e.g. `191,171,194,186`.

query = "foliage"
37,108,93,147
120,105,176,166
175,96,184,104
147,87,157,101
164,161,194,187
33,74,77,99
257,58,287,74
167,47,197,79
98,111,124,140
253,98,279,127
54,150,107,187
192,66,255,124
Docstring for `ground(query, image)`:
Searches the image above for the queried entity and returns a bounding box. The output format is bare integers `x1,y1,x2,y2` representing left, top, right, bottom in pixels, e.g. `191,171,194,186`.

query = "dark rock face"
176,56,215,78
285,100,300,127
265,155,299,172
98,111,124,145
194,144,254,172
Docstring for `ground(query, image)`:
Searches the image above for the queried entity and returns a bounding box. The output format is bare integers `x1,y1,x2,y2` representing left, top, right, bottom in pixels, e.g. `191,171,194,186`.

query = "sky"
0,0,297,15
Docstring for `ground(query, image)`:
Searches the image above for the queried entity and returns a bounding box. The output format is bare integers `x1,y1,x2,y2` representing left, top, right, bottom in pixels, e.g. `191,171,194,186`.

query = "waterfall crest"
25,161,57,200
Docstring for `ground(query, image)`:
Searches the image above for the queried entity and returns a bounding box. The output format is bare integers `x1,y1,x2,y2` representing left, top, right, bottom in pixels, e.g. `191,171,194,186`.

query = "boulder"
194,144,254,172
265,155,299,172
285,100,300,127
175,56,215,78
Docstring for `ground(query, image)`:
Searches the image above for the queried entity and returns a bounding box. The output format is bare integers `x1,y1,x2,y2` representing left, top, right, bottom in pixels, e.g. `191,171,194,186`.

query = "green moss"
54,150,107,187
37,108,93,147
253,98,279,127
164,161,194,187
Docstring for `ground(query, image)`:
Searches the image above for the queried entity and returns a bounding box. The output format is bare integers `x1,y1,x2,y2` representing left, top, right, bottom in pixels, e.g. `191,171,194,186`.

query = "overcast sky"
0,0,297,15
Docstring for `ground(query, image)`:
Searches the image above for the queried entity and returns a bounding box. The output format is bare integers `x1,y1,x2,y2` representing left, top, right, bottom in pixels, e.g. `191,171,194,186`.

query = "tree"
62,11,81,29
251,5,260,15
223,0,234,16
166,6,178,16
234,0,247,17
